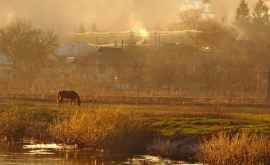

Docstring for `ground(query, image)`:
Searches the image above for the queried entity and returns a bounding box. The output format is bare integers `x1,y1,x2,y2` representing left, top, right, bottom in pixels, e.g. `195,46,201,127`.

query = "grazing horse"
57,90,81,106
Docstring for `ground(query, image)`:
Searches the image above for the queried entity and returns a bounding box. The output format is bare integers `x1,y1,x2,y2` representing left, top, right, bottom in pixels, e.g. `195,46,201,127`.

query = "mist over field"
0,0,181,33
0,0,270,98
1,0,267,33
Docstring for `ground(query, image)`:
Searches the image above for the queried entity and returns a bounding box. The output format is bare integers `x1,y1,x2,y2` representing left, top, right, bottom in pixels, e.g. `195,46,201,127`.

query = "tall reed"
199,131,270,165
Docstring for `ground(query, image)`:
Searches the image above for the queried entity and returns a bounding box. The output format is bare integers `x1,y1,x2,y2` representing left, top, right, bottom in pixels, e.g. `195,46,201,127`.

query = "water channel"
0,142,201,165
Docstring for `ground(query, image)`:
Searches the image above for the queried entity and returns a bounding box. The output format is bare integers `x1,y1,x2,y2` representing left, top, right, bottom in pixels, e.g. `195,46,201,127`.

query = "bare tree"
0,20,58,90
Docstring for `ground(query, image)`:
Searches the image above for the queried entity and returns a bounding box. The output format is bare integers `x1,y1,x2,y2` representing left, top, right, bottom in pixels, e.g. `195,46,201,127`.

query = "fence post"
267,70,270,101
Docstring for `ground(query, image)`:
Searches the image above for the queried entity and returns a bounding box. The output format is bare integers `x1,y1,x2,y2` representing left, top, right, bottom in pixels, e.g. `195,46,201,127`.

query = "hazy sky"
0,0,269,34
0,0,182,33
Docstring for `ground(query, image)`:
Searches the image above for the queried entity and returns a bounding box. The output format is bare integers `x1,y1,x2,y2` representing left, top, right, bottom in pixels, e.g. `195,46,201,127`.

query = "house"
97,47,126,66
55,41,97,57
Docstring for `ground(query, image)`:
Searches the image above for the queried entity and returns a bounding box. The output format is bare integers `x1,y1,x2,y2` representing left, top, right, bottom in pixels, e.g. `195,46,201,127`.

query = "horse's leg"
57,97,63,108
58,96,62,105
57,95,60,104
77,98,80,106
70,99,73,105
77,96,81,106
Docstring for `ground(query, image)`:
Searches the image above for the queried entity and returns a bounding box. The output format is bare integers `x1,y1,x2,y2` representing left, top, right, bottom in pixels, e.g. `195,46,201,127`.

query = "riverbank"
0,103,270,162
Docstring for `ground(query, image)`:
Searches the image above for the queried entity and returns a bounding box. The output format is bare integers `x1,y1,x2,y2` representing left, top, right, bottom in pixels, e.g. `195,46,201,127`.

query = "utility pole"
154,32,158,48
158,33,161,49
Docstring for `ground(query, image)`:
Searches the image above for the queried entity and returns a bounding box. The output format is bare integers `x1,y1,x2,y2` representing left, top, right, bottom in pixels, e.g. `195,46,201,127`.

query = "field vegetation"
0,103,270,161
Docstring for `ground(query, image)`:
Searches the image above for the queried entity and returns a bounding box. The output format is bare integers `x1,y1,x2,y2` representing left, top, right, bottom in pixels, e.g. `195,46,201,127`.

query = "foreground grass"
0,105,59,141
0,103,270,155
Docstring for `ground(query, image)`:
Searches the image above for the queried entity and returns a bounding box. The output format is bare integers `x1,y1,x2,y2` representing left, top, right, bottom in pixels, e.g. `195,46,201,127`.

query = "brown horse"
57,90,81,106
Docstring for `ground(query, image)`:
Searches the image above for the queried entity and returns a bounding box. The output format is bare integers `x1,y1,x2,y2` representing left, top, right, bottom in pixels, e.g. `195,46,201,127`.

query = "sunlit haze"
1,0,266,34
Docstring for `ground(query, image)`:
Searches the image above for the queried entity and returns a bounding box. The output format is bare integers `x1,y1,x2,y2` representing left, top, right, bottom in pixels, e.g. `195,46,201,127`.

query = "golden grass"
49,108,154,152
0,107,56,141
1,103,270,159
199,131,270,165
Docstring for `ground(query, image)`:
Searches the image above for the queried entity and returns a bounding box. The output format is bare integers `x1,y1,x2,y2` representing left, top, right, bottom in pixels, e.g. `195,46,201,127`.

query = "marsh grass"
0,105,58,141
1,103,270,156
199,131,270,165
147,139,179,157
50,108,154,152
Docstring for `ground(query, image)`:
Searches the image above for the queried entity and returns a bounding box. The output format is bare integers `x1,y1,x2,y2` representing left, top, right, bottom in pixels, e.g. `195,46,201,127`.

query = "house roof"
55,41,97,57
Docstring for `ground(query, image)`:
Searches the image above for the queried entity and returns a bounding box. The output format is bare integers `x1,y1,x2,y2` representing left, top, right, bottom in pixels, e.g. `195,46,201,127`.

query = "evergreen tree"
253,0,270,25
78,23,87,33
236,0,250,24
91,23,98,32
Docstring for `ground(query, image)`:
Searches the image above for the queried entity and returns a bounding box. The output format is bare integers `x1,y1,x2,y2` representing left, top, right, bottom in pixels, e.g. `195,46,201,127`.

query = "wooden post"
267,70,270,101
